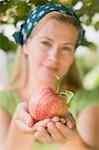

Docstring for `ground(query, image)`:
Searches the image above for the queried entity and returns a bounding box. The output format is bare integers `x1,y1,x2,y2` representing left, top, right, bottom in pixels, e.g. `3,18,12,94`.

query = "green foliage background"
0,0,99,52
0,0,99,90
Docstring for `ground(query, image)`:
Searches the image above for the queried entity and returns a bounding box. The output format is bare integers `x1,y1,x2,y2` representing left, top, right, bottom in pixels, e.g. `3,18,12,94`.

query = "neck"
17,75,57,102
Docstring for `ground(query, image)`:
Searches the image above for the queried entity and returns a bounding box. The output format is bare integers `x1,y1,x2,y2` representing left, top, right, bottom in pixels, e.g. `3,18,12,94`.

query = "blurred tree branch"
0,0,99,52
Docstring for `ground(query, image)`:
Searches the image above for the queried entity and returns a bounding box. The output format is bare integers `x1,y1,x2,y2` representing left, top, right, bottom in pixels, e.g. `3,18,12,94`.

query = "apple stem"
55,75,61,94
55,75,74,104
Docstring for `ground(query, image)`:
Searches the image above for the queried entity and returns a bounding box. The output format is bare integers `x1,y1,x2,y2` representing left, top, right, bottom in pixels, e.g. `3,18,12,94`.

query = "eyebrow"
40,36,75,47
39,36,53,42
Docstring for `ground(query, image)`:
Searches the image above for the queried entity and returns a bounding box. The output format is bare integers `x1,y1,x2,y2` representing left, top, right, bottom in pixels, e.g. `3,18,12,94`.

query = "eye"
40,41,51,47
62,47,72,51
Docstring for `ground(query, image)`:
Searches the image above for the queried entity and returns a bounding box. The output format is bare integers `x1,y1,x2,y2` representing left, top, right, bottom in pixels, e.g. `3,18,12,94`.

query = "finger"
51,116,66,124
16,118,34,133
65,112,75,128
34,127,53,144
55,122,76,140
16,109,34,127
60,118,66,124
16,102,28,112
66,120,74,129
15,103,34,127
33,119,51,132
26,115,34,127
14,102,34,132
55,121,70,135
47,122,65,143
51,116,60,122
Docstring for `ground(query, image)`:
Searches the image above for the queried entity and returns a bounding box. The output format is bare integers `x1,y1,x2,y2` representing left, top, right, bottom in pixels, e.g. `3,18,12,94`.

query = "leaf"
81,38,97,51
59,90,74,104
94,21,99,31
0,33,17,52
0,0,99,52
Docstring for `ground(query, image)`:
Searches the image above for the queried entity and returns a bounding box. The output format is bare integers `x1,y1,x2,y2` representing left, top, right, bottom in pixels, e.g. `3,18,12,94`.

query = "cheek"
60,55,74,75
62,54,74,68
27,39,48,61
28,48,47,66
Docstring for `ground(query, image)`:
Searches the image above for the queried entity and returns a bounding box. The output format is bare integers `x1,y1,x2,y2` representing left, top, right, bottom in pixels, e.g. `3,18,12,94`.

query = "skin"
0,18,98,149
21,19,78,100
33,105,99,149
76,105,99,149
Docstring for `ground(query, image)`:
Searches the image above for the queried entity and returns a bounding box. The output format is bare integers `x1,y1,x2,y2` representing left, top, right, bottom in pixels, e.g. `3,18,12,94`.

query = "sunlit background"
0,0,99,91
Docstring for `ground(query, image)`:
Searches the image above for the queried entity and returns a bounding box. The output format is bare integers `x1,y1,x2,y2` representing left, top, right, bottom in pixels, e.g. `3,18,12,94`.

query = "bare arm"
76,105,99,149
59,133,89,150
0,103,35,150
0,107,11,145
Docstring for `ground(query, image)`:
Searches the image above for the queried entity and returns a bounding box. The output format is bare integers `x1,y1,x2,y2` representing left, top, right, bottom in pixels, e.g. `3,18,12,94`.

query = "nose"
48,46,59,62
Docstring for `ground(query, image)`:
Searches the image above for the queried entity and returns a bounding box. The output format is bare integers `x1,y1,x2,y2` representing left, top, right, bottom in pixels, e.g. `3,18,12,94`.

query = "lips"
43,65,58,72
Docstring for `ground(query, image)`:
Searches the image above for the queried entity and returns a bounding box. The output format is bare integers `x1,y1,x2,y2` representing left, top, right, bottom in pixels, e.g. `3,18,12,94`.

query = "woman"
0,4,99,150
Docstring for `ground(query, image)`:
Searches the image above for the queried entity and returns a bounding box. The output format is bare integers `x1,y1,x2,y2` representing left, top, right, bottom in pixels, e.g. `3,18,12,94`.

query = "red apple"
28,86,68,121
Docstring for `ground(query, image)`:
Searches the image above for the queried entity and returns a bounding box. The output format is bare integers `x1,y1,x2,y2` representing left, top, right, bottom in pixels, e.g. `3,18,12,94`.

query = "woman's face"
23,19,78,84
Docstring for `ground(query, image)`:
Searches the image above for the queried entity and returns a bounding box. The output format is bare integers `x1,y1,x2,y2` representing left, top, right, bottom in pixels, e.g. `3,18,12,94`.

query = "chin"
39,75,55,86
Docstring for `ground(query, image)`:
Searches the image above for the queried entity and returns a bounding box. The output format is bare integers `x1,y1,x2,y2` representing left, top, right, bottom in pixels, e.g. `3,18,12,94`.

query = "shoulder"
76,104,99,148
69,87,99,119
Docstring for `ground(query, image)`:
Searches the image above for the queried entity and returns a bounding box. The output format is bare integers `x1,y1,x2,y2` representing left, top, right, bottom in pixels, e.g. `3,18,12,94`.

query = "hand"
13,102,35,133
33,113,76,144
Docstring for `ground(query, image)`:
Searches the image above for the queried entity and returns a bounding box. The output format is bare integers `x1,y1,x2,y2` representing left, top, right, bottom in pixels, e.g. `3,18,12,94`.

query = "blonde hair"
9,12,81,91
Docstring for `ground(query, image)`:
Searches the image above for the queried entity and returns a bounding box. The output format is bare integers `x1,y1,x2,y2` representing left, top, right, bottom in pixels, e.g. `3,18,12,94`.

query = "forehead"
38,19,76,33
30,15,78,38
29,19,78,45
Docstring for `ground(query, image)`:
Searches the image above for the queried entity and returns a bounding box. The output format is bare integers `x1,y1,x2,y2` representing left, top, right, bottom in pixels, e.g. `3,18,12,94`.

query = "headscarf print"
13,3,84,46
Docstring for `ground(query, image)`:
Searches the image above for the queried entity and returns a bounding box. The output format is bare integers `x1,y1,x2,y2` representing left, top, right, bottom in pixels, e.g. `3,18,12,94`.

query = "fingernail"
67,121,73,128
47,122,54,129
27,120,33,127
60,118,66,124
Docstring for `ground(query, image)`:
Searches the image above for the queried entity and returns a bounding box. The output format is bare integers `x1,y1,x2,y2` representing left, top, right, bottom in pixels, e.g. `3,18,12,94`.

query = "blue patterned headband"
13,3,84,46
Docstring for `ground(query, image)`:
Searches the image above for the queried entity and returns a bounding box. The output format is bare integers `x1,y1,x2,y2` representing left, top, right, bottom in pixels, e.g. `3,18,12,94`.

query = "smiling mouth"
44,65,58,72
